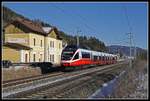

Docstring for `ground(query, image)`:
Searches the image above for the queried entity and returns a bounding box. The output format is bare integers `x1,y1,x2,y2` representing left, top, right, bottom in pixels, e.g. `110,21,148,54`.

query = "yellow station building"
2,18,63,65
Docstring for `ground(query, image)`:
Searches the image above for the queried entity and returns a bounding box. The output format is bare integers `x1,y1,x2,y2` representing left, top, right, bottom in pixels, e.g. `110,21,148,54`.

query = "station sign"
7,38,28,44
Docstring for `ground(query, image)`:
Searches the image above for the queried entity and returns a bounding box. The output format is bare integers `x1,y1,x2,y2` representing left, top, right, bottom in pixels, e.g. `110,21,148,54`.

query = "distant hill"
107,45,147,59
59,31,107,51
2,6,107,52
3,6,51,27
3,6,27,27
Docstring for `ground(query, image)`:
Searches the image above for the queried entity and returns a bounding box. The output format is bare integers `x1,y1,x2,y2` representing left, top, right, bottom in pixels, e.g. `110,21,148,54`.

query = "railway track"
2,61,126,88
2,72,64,88
2,61,128,99
24,63,126,99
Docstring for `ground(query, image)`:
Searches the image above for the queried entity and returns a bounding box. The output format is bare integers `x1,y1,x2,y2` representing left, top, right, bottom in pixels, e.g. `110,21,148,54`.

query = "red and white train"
61,45,118,69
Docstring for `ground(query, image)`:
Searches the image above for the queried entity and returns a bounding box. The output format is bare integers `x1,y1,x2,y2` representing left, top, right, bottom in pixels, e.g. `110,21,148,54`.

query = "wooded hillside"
3,6,108,52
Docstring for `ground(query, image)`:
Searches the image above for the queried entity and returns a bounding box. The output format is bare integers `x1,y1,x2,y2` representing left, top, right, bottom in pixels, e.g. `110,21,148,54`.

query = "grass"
110,59,148,98
2,66,42,81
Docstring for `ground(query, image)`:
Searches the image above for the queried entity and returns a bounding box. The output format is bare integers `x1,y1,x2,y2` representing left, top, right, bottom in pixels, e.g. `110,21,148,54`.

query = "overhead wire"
51,3,103,39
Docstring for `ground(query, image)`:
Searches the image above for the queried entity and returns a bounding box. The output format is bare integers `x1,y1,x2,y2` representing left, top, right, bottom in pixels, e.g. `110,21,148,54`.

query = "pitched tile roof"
14,17,46,35
4,17,62,39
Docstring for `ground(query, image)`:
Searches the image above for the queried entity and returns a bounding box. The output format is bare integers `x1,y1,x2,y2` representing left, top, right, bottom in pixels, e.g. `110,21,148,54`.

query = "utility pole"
134,41,137,60
124,5,135,67
127,32,132,68
77,29,81,47
134,45,136,60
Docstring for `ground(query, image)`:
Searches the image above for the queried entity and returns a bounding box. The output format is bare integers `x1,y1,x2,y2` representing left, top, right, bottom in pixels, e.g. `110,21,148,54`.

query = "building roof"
4,17,62,40
4,17,47,36
42,26,62,40
42,27,52,33
3,42,32,50
15,17,46,35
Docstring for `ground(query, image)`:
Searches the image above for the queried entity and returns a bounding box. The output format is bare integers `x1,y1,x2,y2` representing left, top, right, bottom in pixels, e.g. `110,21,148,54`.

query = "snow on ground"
129,72,148,98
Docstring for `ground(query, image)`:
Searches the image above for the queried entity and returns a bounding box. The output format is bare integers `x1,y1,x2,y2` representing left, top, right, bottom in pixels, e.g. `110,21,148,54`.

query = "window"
33,54,36,62
61,51,74,60
73,52,79,60
33,38,36,46
50,54,54,62
50,41,52,47
102,56,105,61
104,56,106,61
50,41,54,48
41,40,42,47
99,56,101,60
82,52,90,58
25,54,28,62
52,55,54,62
40,54,42,62
53,41,54,48
59,43,61,49
94,56,98,61
50,54,51,62
113,57,115,60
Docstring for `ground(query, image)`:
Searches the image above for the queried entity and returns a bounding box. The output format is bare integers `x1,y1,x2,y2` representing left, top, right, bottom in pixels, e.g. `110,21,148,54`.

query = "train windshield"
61,51,75,60
61,45,78,60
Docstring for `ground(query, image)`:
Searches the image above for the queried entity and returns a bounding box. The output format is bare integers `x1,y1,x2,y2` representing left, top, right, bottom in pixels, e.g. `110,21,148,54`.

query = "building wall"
3,24,63,64
5,24,24,33
48,30,57,39
4,33,45,63
5,33,29,46
28,33,45,62
2,46,21,63
45,36,62,64
20,50,30,63
55,40,62,64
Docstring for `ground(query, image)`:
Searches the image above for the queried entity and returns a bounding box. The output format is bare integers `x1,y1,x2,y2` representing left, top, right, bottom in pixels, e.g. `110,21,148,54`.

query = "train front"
61,45,78,67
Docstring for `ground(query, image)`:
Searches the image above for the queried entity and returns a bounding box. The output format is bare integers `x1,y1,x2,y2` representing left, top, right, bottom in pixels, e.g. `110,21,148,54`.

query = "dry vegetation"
2,66,42,81
111,59,148,98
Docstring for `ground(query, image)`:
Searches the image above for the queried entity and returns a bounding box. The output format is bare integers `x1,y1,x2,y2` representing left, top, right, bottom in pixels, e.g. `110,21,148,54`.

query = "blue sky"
2,2,148,49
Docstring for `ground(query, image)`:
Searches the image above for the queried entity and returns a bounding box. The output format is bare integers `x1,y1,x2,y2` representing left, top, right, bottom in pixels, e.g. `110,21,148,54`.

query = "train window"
99,56,101,60
82,52,90,58
73,52,79,60
113,57,115,60
61,51,74,60
64,45,78,51
103,56,105,61
94,56,98,61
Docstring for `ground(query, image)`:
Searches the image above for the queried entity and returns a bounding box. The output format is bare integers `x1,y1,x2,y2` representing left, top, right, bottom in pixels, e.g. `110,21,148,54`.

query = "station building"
2,18,63,65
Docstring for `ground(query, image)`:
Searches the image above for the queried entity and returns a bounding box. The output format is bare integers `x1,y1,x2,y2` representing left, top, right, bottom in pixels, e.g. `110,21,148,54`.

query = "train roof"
65,45,117,57
78,48,116,57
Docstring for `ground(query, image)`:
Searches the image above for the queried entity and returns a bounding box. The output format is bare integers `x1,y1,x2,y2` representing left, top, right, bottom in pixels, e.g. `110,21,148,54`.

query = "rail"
2,60,128,98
